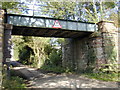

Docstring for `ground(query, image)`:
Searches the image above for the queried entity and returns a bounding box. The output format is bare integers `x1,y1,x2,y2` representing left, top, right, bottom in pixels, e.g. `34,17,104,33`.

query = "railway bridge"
0,10,118,77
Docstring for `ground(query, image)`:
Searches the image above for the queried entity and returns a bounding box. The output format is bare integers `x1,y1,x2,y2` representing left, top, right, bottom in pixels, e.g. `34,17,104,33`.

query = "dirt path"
11,64,118,88
27,72,118,88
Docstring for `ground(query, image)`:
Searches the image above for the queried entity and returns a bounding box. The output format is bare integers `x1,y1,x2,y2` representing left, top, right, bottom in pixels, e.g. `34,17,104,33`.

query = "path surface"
27,72,118,88
11,62,118,88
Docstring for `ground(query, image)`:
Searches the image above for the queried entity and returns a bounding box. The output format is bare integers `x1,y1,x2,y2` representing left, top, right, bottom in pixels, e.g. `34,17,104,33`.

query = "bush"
48,49,62,66
2,74,26,89
18,45,33,65
41,65,65,74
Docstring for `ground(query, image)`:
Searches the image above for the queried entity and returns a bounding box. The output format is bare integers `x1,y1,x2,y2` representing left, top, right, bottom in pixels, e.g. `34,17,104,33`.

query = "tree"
42,1,118,24
82,1,118,23
2,2,18,9
25,37,50,68
43,1,77,19
12,36,50,67
109,12,119,27
1,2,31,15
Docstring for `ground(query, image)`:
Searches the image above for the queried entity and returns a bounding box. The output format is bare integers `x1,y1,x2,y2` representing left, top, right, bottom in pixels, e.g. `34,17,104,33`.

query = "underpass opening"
11,35,76,73
4,14,97,74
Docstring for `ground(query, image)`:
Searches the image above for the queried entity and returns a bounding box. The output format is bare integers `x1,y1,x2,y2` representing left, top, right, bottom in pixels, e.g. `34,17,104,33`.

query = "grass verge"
2,73,26,90
40,65,65,74
82,72,120,82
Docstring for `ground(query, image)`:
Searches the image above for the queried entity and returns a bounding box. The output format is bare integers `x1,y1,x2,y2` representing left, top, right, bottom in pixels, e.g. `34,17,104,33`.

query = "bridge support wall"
62,21,118,73
0,9,4,88
0,10,13,87
3,24,12,63
0,24,3,88
0,10,4,88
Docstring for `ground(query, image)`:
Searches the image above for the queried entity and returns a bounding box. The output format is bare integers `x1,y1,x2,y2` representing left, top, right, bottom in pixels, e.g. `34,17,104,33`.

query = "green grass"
41,65,120,82
2,75,26,90
40,65,65,73
82,72,120,82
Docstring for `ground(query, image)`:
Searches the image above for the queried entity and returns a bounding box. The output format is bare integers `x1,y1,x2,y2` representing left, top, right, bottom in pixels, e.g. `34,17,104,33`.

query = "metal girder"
7,14,98,38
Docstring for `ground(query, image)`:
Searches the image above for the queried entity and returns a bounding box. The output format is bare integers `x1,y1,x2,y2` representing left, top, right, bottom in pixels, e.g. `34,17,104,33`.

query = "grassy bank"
82,72,120,82
2,74,26,90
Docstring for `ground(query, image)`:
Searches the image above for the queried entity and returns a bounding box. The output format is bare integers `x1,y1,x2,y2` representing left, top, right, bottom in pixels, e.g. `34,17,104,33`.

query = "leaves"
83,1,118,23
2,2,19,9
43,2,76,19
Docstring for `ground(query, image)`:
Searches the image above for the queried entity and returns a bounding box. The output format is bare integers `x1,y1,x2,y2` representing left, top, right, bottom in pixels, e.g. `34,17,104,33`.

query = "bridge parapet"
7,14,97,32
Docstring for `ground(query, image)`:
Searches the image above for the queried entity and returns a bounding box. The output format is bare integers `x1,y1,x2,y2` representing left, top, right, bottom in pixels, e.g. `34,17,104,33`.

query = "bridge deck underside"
12,26,92,38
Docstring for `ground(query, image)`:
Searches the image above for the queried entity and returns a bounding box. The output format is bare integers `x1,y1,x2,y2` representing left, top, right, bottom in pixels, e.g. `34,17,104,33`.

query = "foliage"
48,49,62,66
25,37,50,68
42,1,118,27
12,36,50,67
12,36,64,69
83,72,120,82
99,64,119,73
2,2,19,9
40,40,63,73
12,36,33,65
18,45,33,65
44,44,53,56
43,1,76,19
109,12,119,27
2,73,26,90
82,1,118,23
40,65,65,74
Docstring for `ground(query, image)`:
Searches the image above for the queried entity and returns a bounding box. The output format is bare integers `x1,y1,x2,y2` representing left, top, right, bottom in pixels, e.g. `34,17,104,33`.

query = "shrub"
41,65,65,74
2,73,26,89
48,49,62,66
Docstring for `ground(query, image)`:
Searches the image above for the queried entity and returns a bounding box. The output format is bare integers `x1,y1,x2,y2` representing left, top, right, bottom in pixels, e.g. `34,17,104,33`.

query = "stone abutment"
62,21,118,73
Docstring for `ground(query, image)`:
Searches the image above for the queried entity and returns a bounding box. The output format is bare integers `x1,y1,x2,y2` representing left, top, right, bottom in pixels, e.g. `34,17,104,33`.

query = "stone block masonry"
0,9,13,88
3,24,12,63
62,21,118,73
97,21,118,71
0,9,4,89
0,24,3,89
62,38,74,70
